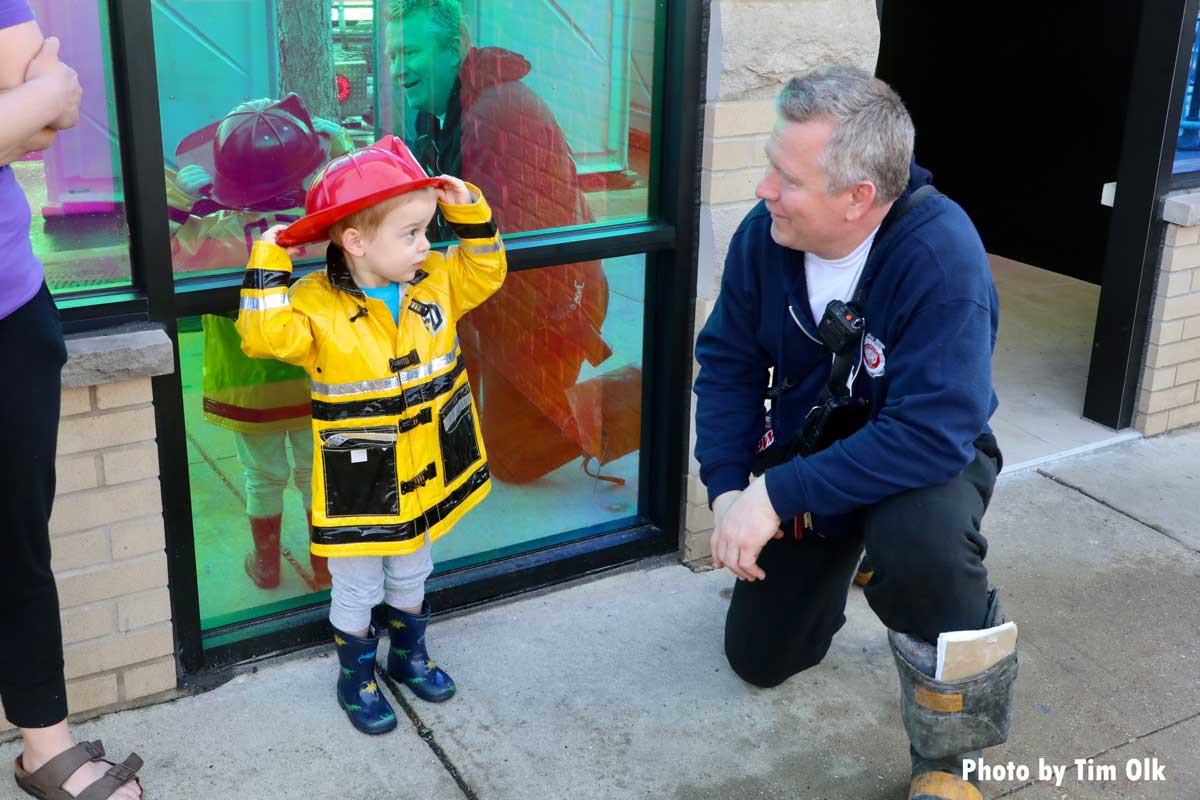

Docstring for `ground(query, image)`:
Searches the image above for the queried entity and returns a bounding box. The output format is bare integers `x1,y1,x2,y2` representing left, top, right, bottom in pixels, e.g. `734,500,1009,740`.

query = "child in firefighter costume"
166,94,356,591
236,134,505,734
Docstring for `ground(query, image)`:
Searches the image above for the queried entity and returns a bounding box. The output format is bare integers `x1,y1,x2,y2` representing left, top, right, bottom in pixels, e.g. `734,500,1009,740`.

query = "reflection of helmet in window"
210,93,326,210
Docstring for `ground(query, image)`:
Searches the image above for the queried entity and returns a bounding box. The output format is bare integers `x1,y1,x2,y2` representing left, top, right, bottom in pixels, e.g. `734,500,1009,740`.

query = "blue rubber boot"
334,627,398,735
386,601,457,702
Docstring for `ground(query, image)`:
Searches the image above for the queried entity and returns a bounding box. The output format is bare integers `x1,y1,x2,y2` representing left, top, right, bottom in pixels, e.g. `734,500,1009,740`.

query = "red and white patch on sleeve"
863,333,886,377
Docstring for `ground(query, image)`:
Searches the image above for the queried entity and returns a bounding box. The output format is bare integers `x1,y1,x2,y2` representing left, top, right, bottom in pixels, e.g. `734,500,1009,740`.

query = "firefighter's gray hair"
777,65,914,204
388,0,471,54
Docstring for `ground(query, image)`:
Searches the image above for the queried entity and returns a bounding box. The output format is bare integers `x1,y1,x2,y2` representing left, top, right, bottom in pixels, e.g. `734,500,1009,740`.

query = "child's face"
353,193,438,286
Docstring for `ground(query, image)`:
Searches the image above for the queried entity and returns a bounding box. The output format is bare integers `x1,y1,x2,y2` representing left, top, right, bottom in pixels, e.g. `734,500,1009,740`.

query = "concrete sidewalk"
3,429,1198,800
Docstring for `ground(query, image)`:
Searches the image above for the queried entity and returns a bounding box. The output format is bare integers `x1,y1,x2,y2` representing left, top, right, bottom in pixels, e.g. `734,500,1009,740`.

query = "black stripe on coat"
242,269,291,290
447,219,498,240
311,464,490,546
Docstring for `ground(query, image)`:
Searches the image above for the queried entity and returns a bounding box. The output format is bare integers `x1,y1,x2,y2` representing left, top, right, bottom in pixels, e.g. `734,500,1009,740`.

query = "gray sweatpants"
327,540,434,633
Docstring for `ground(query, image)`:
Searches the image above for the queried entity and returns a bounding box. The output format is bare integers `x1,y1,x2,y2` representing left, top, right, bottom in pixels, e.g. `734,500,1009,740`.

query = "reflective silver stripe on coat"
459,239,504,257
312,374,403,397
239,293,290,312
311,339,461,397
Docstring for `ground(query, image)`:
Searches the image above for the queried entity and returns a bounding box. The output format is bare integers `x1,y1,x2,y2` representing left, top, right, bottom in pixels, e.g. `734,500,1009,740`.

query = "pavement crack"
993,710,1200,797
1113,709,1200,745
1036,470,1199,554
380,672,479,800
187,431,245,505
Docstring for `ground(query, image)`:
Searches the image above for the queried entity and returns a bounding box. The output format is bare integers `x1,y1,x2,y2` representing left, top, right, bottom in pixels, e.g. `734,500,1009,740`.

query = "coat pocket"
320,426,400,518
438,385,481,485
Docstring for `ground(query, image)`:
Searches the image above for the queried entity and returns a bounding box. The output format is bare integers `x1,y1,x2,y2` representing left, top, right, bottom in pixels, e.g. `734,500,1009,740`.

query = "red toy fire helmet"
208,94,326,209
276,135,442,247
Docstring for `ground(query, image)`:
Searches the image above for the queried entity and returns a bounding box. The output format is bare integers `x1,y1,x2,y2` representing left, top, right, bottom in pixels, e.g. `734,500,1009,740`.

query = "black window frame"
1084,0,1200,428
82,0,705,676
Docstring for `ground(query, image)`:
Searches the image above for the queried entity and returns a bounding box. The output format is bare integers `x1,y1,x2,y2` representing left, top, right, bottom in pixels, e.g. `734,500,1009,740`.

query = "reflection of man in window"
386,0,639,485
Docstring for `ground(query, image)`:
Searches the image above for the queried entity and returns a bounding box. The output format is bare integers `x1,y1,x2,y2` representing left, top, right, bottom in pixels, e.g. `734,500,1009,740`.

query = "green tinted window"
20,1,131,294
154,0,657,278
181,254,645,631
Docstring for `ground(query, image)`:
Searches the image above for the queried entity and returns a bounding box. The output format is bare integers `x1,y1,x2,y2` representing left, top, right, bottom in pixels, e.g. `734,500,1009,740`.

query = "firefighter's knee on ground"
724,632,828,688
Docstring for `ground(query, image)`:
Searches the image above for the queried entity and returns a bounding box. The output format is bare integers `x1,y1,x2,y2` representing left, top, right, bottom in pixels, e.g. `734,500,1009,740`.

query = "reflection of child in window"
172,94,352,593
164,93,353,274
236,135,505,734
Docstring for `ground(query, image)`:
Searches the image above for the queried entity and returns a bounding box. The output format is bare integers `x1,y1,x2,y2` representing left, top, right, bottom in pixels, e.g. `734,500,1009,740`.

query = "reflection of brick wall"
0,332,176,732
684,1,880,566
1136,206,1200,434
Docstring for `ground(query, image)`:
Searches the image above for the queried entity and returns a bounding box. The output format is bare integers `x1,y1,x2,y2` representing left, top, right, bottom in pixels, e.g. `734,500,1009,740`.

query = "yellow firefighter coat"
236,187,506,557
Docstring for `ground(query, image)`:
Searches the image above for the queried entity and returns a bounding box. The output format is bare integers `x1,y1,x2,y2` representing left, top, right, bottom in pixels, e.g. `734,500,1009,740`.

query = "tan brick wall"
684,1,880,565
1135,224,1200,435
699,99,774,277
0,378,176,733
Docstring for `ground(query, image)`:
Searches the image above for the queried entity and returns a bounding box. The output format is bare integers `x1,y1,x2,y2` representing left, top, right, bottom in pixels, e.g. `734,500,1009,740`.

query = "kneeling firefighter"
694,66,1018,799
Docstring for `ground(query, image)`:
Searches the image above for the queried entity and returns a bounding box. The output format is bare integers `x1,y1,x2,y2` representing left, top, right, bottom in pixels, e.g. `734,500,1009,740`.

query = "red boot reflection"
244,515,282,589
307,510,331,590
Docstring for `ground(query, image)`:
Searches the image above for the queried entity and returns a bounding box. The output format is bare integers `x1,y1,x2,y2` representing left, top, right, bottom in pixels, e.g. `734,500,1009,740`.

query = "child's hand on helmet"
176,165,213,199
435,175,473,206
262,224,307,259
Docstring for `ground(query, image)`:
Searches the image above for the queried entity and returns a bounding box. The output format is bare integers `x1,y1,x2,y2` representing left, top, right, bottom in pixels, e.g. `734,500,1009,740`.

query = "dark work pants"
724,434,1002,688
0,285,69,727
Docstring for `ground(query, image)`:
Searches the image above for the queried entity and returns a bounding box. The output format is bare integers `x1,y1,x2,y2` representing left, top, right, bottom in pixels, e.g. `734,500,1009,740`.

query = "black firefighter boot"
889,589,1018,800
386,601,456,702
334,627,398,735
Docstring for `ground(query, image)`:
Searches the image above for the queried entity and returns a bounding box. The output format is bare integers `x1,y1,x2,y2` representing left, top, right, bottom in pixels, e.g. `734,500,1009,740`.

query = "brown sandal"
14,740,143,799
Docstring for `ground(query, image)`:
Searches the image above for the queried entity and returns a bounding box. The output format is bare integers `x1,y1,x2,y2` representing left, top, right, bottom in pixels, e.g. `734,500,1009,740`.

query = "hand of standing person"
0,27,81,165
24,36,81,130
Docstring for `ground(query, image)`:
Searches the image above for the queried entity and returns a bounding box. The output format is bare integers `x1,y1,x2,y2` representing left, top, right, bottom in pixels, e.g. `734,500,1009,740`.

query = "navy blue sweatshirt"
693,165,999,524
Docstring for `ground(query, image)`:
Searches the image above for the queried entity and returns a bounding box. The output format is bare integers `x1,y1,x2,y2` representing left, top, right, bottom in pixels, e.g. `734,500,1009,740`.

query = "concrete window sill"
62,324,175,389
1161,187,1200,227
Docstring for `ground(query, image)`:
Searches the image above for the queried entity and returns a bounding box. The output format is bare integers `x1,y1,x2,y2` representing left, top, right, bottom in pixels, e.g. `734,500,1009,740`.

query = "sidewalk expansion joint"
380,672,479,800
187,430,246,506
1036,470,1199,554
992,709,1200,798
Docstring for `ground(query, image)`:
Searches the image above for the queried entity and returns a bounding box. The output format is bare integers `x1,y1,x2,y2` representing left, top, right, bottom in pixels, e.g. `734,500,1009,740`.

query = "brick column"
1,328,176,732
1135,194,1200,434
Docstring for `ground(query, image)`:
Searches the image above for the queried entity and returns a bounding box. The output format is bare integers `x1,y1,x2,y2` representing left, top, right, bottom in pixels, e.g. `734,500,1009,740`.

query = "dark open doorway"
874,1,1193,446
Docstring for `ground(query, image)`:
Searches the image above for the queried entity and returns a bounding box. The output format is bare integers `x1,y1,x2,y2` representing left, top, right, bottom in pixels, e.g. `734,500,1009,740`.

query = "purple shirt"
0,0,44,320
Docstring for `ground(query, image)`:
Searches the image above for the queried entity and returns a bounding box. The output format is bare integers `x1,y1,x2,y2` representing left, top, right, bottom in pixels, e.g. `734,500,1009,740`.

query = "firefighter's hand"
435,174,473,205
261,224,307,260
710,490,740,567
710,478,783,581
